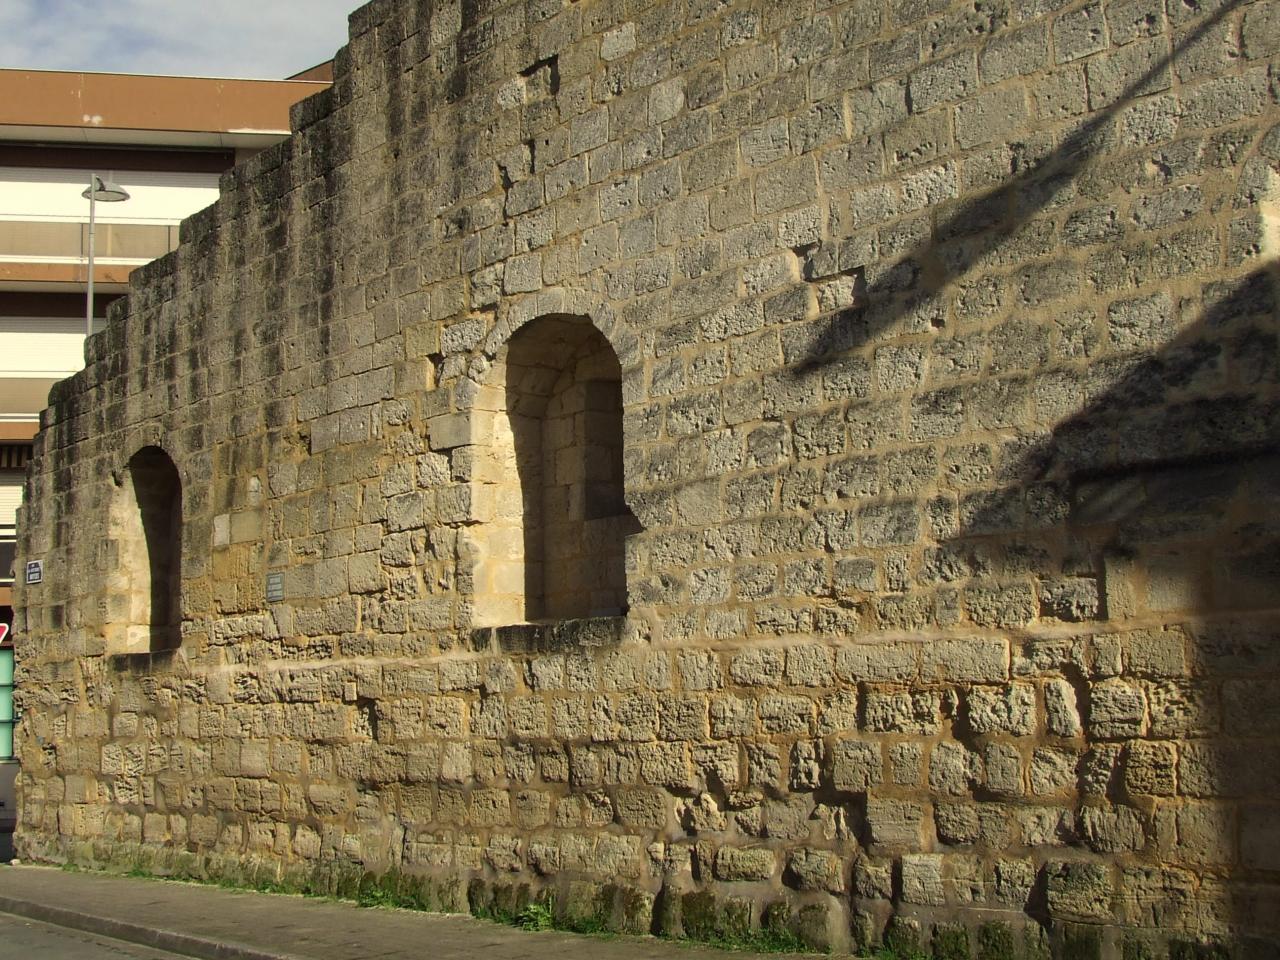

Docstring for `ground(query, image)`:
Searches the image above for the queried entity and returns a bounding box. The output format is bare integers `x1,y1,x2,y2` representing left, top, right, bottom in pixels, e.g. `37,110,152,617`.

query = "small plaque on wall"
266,572,285,603
24,561,42,585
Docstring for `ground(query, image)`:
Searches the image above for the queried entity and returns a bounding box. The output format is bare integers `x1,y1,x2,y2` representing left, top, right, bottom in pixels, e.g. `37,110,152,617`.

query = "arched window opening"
107,446,182,654
471,315,639,626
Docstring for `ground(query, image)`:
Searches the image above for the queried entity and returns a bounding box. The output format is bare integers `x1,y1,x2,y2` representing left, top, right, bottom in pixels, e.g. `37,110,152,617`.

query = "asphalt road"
0,913,189,959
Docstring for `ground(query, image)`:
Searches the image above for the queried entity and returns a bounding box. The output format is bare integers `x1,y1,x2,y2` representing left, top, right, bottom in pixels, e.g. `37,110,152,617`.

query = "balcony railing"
0,219,180,264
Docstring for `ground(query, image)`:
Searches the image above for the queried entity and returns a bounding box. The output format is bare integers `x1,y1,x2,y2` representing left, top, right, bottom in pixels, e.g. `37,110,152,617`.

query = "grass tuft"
515,899,556,931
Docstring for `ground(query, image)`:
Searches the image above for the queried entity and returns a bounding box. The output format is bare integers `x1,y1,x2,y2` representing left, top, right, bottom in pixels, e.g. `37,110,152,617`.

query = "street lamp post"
82,174,130,338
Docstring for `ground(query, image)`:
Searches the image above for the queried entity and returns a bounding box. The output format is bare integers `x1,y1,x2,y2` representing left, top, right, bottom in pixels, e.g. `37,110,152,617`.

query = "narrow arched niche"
107,446,183,654
470,314,639,626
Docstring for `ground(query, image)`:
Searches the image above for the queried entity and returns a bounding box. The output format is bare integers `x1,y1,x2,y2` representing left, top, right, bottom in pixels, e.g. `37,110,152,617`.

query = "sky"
0,0,358,79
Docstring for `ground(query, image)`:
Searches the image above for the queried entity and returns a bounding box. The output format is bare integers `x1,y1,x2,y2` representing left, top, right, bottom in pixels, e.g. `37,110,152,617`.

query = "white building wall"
0,166,221,225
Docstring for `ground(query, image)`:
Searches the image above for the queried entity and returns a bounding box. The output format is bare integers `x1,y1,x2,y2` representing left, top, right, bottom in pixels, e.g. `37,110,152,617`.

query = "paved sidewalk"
0,864,792,960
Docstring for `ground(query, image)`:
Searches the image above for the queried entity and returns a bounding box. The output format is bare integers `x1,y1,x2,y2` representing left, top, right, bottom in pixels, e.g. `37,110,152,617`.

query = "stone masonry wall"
13,0,1280,955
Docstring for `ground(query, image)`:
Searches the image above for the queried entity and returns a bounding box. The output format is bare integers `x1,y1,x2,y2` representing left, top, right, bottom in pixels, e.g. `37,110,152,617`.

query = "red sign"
0,624,10,644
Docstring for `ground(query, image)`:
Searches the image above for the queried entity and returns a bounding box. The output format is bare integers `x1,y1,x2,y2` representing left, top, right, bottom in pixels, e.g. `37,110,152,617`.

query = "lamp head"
82,175,130,202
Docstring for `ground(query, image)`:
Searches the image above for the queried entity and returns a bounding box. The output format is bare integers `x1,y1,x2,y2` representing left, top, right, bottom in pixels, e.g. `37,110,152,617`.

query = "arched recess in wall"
469,314,641,627
106,446,183,654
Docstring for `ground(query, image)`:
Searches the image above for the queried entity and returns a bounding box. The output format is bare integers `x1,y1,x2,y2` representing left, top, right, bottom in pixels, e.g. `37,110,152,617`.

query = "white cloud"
0,0,357,79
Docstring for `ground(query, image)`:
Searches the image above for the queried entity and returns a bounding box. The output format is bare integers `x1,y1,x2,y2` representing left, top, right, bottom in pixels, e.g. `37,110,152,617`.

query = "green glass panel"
0,723,12,760
0,649,13,685
0,688,12,722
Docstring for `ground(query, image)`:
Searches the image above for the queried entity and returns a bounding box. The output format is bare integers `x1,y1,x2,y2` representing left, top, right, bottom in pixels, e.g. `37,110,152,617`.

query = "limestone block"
785,847,846,893
714,846,776,881
831,740,882,793
1089,680,1147,739
729,648,784,686
967,684,1037,736
900,853,945,906
864,799,925,848
1079,806,1146,854
929,742,982,796
1046,860,1114,922
864,689,941,735
1044,678,1083,737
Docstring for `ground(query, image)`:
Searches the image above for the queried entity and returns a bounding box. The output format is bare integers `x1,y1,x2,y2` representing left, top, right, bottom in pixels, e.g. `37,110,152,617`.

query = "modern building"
0,65,329,852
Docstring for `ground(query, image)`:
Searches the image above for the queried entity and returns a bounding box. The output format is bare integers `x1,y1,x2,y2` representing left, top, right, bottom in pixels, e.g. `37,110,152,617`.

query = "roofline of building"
0,69,330,144
0,262,134,288
0,66,331,87
286,61,336,83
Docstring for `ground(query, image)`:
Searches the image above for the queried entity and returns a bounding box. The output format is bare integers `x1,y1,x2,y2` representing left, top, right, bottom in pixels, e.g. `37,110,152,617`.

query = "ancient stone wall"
13,0,1280,955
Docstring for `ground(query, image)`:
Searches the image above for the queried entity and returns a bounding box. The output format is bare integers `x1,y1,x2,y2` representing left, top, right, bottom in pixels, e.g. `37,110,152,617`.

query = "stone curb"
0,893,298,960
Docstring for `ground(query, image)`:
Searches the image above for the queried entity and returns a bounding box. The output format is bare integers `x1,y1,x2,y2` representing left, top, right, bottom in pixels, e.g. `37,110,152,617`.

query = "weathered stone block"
865,799,926,848
714,846,776,882
901,853,945,906
785,847,846,893
832,739,882,793
1045,859,1114,922
1089,680,1147,739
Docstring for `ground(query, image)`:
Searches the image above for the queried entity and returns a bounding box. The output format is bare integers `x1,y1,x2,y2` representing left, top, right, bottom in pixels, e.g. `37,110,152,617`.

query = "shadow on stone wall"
953,265,1278,950
784,0,1279,947
791,0,1256,378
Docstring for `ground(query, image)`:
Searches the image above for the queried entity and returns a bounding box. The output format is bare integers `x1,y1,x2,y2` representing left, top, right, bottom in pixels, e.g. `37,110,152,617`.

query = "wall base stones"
26,833,1275,958
17,616,1280,957
12,0,1280,956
